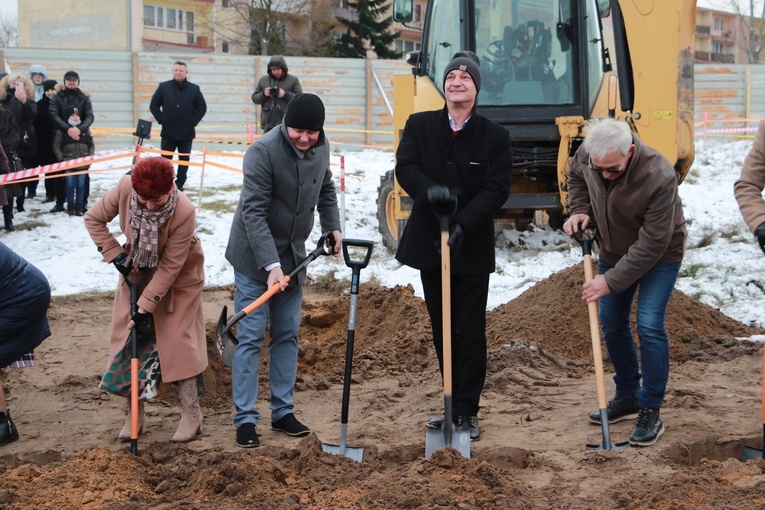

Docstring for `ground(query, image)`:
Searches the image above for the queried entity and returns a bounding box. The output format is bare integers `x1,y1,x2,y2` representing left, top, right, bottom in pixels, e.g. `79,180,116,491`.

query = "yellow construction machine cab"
377,0,695,250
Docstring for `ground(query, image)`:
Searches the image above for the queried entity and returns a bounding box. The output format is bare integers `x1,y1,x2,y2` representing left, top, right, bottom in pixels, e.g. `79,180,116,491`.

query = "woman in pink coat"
84,157,207,442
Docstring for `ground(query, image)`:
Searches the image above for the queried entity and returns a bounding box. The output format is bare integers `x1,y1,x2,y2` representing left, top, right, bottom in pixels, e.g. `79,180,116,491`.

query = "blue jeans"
65,172,86,206
232,269,303,428
598,259,681,409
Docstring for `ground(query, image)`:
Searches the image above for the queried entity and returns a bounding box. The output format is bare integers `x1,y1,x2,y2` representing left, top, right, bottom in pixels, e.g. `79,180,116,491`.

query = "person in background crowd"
0,73,37,212
395,51,513,442
51,70,94,212
53,105,94,217
150,61,207,192
563,117,686,447
34,79,58,204
251,56,302,133
0,241,52,447
226,93,341,448
84,157,207,443
28,65,48,102
0,109,21,231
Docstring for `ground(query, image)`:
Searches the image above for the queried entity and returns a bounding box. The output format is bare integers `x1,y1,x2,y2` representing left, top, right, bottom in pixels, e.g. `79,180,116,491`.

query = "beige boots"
171,377,203,443
117,378,202,443
118,400,144,442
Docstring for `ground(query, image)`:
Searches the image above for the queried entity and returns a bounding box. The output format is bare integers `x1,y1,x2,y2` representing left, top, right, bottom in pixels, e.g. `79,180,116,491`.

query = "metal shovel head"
215,306,237,368
321,442,364,463
742,446,764,461
425,423,471,458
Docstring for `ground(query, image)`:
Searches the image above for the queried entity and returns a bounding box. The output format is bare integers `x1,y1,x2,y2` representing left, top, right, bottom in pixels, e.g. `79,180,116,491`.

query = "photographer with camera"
251,56,302,133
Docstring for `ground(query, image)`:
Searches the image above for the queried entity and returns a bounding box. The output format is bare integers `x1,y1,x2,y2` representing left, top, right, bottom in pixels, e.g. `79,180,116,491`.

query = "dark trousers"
420,269,489,417
160,138,193,190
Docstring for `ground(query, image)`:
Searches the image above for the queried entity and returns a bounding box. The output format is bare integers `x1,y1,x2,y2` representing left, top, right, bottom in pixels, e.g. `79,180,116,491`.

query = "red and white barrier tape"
0,146,138,184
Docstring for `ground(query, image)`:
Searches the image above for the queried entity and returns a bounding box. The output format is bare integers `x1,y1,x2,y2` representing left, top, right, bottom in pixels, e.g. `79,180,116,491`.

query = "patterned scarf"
125,188,179,268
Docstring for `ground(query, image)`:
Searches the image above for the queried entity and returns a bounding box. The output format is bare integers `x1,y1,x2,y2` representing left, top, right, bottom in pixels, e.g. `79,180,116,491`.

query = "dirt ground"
2,262,765,509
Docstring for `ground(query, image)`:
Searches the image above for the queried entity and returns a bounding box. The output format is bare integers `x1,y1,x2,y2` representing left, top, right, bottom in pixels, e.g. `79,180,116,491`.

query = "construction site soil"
1,262,765,509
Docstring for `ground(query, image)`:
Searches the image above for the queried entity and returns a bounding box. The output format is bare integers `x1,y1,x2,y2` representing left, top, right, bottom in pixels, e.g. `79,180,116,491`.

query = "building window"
222,0,231,7
222,41,230,53
712,42,724,54
714,17,724,31
395,39,421,57
145,4,197,43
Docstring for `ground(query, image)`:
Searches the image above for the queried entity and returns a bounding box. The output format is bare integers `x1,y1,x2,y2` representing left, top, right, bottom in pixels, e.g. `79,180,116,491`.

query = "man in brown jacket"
563,118,686,447
735,120,765,254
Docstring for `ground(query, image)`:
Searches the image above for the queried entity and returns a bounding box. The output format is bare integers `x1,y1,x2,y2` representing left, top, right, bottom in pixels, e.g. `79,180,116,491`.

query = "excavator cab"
382,0,695,249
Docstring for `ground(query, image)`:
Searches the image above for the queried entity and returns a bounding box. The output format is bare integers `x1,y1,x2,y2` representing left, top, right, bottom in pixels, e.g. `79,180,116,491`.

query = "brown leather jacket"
567,134,686,293
734,119,765,232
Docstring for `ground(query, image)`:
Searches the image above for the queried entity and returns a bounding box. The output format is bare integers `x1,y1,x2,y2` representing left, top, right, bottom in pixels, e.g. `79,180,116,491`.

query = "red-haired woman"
84,157,207,443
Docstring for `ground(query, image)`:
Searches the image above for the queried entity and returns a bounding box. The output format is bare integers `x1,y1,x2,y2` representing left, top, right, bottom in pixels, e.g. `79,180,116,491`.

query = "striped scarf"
125,188,179,268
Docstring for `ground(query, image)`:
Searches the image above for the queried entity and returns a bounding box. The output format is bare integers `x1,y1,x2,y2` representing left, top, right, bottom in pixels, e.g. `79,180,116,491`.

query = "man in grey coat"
225,93,341,448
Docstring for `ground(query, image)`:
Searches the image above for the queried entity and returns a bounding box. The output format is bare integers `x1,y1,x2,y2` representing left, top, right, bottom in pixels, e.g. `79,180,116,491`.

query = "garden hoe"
742,344,765,460
425,195,470,459
322,238,374,463
574,228,630,452
215,232,334,367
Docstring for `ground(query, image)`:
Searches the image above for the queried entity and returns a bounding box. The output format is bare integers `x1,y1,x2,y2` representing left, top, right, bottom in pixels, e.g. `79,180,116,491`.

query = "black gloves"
112,253,132,278
426,185,451,207
131,310,153,334
756,222,765,256
448,222,464,257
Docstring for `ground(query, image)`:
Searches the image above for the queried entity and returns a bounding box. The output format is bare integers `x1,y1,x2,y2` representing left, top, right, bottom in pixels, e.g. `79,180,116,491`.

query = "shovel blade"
425,423,471,458
215,306,237,367
321,442,365,463
742,446,764,461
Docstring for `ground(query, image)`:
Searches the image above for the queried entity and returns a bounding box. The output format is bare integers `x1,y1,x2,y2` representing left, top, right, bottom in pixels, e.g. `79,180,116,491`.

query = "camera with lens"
269,86,280,98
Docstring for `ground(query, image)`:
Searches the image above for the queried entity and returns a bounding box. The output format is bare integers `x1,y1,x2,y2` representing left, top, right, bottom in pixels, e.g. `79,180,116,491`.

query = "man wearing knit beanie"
225,91,341,448
395,51,512,445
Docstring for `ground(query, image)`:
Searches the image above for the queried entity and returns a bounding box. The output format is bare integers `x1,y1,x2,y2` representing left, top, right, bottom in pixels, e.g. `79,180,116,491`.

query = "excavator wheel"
376,170,399,251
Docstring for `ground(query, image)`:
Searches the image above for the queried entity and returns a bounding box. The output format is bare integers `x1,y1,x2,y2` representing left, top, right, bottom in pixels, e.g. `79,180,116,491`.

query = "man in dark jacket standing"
50,70,95,212
251,56,302,133
150,61,207,191
563,118,686,447
395,52,512,442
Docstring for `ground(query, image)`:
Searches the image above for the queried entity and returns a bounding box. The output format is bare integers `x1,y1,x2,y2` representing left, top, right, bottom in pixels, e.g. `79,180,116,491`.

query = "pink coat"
84,176,207,382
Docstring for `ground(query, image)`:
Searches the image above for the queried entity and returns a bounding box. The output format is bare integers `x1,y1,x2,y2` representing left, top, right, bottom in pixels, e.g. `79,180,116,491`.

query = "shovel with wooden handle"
574,227,630,451
215,232,334,367
425,193,470,459
322,238,374,463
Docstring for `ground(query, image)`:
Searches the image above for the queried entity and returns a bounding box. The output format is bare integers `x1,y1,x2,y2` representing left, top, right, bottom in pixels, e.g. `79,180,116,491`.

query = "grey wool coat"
225,121,340,286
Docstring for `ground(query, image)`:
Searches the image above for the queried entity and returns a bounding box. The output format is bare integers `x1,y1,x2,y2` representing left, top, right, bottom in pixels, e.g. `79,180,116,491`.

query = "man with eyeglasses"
563,117,686,447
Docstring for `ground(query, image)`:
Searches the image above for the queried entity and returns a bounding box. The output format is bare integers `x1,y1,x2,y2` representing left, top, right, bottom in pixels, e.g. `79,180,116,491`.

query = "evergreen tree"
335,0,402,59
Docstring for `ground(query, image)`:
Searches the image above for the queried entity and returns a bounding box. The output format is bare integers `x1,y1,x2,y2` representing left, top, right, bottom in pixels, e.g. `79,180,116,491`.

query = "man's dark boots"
67,206,75,216
588,393,639,424
74,205,84,217
3,205,14,231
0,409,19,446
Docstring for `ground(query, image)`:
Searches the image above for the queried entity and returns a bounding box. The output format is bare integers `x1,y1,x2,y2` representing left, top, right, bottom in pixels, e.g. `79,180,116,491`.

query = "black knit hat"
65,104,80,117
284,93,325,131
64,70,79,81
442,51,481,93
43,79,57,91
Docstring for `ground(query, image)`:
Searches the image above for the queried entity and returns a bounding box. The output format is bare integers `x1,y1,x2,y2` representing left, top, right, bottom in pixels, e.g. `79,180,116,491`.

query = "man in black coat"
395,51,512,441
150,61,207,191
50,71,95,212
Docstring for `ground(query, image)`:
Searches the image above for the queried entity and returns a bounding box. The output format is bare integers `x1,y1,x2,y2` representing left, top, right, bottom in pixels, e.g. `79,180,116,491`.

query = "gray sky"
0,0,17,19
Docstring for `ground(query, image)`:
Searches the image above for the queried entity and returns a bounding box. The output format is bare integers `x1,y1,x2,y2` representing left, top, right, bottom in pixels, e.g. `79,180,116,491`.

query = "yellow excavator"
377,0,696,249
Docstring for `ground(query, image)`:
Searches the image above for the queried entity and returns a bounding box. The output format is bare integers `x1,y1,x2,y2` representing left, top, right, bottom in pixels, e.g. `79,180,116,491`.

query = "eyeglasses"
587,156,627,174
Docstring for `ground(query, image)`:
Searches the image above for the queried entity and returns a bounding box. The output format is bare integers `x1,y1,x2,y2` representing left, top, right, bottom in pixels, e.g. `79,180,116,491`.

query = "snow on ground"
4,136,765,330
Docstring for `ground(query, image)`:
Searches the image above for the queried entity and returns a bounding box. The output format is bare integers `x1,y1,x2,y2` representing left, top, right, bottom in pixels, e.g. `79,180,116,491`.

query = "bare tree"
0,12,19,47
204,0,337,56
729,0,765,63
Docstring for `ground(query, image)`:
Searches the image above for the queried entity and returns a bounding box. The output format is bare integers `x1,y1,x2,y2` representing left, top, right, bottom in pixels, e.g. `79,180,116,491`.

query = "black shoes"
271,413,310,437
588,393,639,424
0,410,19,446
50,204,65,213
427,414,480,441
629,408,664,446
458,416,480,441
236,423,260,448
3,217,14,232
43,196,55,203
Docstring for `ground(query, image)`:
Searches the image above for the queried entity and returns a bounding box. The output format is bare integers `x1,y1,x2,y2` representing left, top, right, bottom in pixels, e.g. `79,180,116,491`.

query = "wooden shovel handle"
583,253,608,410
